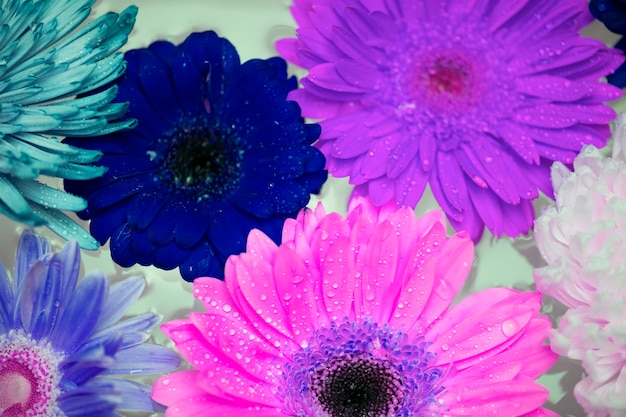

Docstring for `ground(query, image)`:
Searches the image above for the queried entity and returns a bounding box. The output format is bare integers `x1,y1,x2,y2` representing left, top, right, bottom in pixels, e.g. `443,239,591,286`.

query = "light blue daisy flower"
0,230,181,416
0,0,138,249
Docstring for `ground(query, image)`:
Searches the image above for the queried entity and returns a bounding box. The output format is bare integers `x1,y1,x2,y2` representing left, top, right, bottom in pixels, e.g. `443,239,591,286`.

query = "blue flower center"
159,118,244,200
280,319,444,417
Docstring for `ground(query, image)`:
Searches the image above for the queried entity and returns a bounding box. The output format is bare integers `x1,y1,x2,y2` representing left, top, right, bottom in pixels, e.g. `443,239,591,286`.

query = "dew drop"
501,319,520,337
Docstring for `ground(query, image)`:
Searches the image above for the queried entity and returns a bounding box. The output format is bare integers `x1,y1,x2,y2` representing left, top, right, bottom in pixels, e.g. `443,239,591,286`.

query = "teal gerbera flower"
0,0,137,249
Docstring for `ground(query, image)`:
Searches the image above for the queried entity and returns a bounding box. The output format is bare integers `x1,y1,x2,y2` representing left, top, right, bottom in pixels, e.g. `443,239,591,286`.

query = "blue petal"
0,260,15,332
126,191,166,230
150,39,204,116
96,276,145,330
134,49,184,125
91,313,160,349
90,377,160,412
49,270,107,353
87,200,127,243
105,344,181,375
58,384,120,417
13,229,50,293
179,240,224,281
60,335,121,387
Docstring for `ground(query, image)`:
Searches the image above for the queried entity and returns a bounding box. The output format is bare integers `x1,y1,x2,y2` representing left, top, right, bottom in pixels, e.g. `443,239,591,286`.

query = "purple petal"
434,151,470,213
367,176,395,205
393,158,429,207
336,59,383,88
515,75,597,101
514,103,616,129
330,25,383,64
343,7,399,45
308,62,370,93
495,119,540,164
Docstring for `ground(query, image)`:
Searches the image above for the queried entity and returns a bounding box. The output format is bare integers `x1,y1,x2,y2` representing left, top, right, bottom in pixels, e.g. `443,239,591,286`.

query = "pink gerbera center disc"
426,60,467,96
411,51,485,110
0,331,62,417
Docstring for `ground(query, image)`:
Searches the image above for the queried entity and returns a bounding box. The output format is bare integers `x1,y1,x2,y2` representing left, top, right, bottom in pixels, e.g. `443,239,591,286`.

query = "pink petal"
273,244,329,345
442,380,550,416
358,220,400,323
165,395,283,417
520,408,562,417
226,254,294,345
415,233,474,331
160,320,216,372
152,370,205,406
189,312,281,378
196,364,280,407
430,290,542,368
245,229,278,264
387,256,437,331
319,231,356,322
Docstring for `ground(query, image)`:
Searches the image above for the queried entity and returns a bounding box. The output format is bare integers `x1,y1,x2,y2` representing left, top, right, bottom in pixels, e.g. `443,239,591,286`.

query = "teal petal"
0,0,137,248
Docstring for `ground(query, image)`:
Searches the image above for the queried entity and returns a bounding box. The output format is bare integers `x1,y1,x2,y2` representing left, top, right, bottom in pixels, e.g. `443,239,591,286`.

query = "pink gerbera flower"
277,0,623,240
152,196,558,416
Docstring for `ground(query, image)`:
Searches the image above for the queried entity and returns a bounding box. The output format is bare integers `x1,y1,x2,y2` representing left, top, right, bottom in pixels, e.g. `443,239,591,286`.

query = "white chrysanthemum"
0,0,137,249
534,112,626,416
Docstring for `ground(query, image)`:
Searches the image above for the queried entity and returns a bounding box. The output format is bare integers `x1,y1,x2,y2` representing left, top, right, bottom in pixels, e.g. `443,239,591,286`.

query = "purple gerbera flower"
0,230,181,416
277,0,624,240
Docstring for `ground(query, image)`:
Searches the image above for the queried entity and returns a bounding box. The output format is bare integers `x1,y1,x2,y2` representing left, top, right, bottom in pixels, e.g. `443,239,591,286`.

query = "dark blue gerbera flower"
63,31,327,281
590,0,626,87
0,230,181,416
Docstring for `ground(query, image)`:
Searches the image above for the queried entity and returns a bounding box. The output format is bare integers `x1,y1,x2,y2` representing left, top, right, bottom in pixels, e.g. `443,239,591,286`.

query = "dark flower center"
160,119,244,201
312,354,404,417
280,319,444,417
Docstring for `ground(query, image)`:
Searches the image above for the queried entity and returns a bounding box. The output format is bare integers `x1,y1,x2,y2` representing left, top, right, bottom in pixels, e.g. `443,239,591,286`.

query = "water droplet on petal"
501,318,520,337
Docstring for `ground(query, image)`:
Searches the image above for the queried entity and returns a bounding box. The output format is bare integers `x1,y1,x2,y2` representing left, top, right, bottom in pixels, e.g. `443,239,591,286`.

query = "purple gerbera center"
280,319,444,417
156,116,244,202
0,331,62,417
